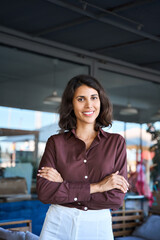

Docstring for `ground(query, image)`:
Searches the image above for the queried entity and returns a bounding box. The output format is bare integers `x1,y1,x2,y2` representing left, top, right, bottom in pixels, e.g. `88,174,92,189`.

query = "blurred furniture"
112,209,144,238
0,176,31,202
0,227,38,240
124,194,149,215
112,209,160,240
0,200,49,236
4,163,33,194
0,219,32,232
0,219,38,240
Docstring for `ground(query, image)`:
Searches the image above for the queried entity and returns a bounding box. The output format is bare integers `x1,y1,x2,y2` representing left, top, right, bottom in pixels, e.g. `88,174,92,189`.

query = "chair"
0,219,32,232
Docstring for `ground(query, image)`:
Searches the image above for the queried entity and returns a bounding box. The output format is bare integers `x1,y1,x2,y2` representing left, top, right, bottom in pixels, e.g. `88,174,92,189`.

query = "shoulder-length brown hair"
59,74,112,132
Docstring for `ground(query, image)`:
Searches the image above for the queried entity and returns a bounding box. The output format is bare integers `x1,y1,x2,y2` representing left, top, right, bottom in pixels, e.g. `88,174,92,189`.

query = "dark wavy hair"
58,74,112,132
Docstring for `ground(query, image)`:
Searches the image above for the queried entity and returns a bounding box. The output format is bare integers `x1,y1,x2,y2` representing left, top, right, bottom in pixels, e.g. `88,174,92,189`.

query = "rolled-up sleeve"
36,137,91,204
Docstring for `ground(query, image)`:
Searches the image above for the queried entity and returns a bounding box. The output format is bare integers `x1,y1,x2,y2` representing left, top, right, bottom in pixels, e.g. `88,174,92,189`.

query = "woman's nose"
85,99,92,108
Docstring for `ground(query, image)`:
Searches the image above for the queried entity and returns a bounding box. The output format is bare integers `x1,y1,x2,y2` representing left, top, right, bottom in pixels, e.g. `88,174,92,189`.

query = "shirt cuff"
66,181,91,203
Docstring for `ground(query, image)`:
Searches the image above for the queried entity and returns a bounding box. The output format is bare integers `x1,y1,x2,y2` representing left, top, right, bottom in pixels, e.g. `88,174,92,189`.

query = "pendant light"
120,103,138,116
151,110,160,121
43,91,61,104
43,59,61,105
120,88,138,116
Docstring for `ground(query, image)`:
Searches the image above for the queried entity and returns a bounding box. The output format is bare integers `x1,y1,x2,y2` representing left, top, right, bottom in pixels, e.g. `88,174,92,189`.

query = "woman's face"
72,84,100,127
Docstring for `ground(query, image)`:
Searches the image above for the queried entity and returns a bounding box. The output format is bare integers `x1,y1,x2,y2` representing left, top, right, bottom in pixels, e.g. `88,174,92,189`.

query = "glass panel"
0,45,89,186
98,68,160,124
0,45,89,112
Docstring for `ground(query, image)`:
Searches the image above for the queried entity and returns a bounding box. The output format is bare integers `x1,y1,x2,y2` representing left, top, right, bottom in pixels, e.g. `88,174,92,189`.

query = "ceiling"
0,0,160,124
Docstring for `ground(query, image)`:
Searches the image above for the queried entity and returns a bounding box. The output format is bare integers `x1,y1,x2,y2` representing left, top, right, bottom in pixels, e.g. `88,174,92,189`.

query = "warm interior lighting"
43,91,61,105
151,110,160,121
120,104,138,116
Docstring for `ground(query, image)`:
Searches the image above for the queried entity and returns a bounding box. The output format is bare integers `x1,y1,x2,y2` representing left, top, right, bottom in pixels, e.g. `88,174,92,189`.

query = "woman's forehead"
74,84,98,96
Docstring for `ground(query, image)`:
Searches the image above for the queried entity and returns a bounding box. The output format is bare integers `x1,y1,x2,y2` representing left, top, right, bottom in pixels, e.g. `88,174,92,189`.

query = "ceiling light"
151,110,160,121
120,104,138,116
43,91,61,105
43,58,61,105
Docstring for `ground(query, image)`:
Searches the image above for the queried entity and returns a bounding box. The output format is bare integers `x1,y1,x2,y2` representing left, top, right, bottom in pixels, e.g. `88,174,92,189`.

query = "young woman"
37,74,129,240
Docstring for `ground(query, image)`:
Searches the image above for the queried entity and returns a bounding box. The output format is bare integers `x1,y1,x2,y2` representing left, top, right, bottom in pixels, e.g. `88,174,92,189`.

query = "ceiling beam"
46,0,160,43
1,26,160,83
35,0,149,37
108,0,154,12
32,16,89,37
91,38,148,53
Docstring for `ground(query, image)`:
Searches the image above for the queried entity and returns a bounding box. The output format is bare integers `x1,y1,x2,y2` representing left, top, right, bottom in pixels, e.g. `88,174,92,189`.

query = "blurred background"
0,0,160,236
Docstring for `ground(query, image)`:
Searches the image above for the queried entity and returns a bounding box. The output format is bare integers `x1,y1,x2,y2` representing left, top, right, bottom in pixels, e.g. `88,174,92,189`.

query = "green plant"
147,123,160,189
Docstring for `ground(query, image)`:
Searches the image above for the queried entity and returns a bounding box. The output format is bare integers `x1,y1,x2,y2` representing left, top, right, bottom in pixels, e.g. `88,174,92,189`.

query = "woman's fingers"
115,178,128,193
38,171,63,182
113,175,129,193
113,171,129,186
40,167,59,177
37,167,63,183
116,176,129,190
100,173,129,193
112,172,129,190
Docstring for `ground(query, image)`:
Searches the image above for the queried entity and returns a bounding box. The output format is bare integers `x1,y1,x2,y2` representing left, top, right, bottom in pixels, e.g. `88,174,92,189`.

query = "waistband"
50,204,111,219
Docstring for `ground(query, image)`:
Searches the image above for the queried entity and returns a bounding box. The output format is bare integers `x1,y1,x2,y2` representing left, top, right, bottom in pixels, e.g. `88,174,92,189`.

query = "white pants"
39,205,114,240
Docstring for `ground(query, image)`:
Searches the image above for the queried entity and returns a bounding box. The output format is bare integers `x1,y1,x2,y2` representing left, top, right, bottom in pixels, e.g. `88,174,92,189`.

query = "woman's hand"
90,171,129,194
37,167,63,183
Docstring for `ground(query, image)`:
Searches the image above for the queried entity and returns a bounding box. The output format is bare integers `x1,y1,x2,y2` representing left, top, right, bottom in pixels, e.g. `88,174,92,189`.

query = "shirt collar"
65,129,76,140
65,128,109,140
99,128,110,139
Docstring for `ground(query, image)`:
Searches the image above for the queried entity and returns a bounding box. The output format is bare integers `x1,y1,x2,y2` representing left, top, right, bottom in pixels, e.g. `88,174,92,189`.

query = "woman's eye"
91,96,98,100
78,98,84,102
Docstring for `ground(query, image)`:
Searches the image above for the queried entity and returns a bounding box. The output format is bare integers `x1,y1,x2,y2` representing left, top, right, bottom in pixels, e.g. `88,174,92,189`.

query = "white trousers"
39,205,114,240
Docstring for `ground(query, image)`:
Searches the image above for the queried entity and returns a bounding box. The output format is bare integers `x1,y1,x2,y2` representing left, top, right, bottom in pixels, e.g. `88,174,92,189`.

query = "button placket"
83,156,89,180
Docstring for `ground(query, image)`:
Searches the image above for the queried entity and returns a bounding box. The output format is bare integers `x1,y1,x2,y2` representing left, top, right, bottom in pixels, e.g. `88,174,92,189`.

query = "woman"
37,74,129,240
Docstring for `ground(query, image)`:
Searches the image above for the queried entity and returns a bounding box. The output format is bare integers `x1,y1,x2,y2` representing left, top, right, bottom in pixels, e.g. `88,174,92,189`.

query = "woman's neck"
75,124,97,141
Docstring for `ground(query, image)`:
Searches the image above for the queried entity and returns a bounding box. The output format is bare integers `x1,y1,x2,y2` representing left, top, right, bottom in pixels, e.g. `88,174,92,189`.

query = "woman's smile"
82,111,94,116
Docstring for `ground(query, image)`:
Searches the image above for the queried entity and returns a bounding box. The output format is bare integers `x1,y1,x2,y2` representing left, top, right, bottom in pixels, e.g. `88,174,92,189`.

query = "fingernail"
38,170,41,172
41,167,44,169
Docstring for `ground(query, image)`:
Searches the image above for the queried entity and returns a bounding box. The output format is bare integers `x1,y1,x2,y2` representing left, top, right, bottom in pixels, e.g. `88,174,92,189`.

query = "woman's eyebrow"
76,95,85,98
91,94,98,96
76,94,98,98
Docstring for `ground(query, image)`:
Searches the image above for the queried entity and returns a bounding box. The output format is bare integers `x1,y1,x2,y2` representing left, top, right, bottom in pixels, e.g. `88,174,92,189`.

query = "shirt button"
84,176,88,179
74,197,78,201
84,159,87,163
84,207,88,211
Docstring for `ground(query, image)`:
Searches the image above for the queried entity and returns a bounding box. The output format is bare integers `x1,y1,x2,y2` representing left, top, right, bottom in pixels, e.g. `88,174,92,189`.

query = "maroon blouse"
36,128,127,211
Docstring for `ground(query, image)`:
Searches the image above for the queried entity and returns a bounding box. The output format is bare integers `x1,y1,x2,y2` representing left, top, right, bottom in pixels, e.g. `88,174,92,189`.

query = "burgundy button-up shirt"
36,128,127,211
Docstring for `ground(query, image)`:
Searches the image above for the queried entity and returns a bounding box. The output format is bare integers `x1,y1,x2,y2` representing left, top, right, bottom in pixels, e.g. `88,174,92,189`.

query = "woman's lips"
82,111,94,116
